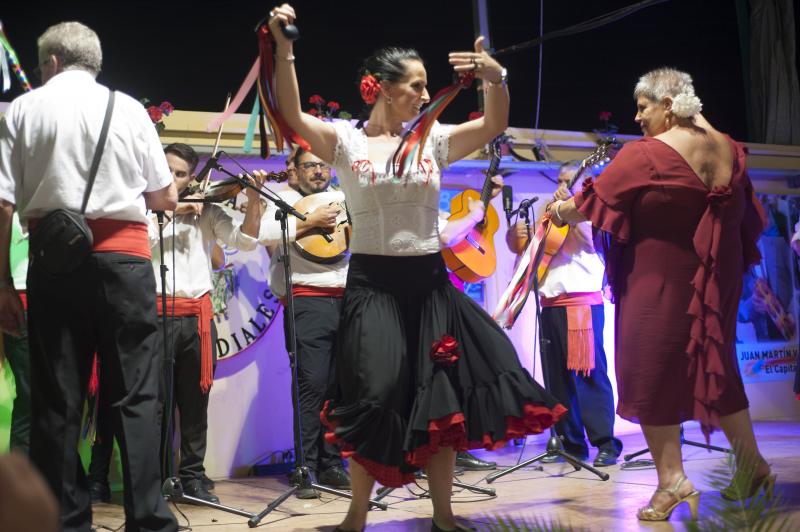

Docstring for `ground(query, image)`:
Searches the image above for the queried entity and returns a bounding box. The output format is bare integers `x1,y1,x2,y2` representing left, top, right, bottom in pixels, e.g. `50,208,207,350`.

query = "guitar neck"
480,140,502,208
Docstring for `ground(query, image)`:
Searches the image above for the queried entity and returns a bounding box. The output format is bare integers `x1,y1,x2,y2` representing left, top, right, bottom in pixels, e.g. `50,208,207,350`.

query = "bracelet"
277,53,295,62
485,67,508,88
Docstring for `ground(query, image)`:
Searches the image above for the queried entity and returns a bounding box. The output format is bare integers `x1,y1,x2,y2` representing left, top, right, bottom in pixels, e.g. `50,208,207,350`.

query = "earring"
386,96,392,105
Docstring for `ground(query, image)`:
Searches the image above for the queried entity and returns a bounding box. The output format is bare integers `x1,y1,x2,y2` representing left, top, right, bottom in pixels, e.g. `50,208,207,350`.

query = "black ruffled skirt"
321,253,566,487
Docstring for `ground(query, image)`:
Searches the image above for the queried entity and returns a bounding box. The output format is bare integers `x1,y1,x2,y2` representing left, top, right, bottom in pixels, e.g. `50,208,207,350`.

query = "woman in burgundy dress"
551,68,773,521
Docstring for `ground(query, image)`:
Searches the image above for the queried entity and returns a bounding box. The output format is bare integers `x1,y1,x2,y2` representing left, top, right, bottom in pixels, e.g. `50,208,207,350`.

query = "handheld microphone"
502,185,513,224
281,22,300,40
194,152,224,183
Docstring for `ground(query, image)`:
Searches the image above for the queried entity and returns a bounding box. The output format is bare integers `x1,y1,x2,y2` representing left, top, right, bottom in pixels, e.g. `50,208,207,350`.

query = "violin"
179,171,289,203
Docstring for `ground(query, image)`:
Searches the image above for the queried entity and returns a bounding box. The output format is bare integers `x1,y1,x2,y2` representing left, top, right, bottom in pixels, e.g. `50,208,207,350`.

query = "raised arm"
268,4,338,163
446,37,509,164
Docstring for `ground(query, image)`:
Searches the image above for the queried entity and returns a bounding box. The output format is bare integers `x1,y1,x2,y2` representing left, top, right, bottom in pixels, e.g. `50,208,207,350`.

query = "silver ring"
471,58,477,68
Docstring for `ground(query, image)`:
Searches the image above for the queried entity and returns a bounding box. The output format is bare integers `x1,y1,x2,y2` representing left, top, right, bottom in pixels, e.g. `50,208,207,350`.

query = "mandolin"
292,191,351,263
441,136,503,283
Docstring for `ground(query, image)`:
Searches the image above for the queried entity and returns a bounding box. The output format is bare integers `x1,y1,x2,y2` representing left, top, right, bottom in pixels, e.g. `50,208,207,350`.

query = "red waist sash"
157,293,214,393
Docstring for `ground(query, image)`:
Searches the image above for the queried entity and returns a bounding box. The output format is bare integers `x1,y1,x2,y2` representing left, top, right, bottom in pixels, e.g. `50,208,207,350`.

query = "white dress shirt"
539,221,605,298
258,187,349,299
0,70,172,223
150,204,258,298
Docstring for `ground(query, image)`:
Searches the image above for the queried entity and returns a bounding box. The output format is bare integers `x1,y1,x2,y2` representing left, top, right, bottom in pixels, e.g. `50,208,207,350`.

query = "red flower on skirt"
359,74,381,105
430,335,460,366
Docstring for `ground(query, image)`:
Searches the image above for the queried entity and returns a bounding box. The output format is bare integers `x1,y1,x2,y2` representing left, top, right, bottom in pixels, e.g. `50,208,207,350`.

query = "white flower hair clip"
671,91,703,118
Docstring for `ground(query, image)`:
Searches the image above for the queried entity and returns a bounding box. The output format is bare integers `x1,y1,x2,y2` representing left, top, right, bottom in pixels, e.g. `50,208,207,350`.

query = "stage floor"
92,420,800,531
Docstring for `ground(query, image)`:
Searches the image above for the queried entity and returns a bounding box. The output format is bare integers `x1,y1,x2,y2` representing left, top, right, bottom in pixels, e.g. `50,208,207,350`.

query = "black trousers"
4,323,30,454
90,316,217,484
28,253,176,532
286,295,342,473
539,304,622,457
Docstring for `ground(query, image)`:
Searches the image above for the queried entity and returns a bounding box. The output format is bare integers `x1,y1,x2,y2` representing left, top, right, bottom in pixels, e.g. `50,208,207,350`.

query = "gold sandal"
637,475,700,521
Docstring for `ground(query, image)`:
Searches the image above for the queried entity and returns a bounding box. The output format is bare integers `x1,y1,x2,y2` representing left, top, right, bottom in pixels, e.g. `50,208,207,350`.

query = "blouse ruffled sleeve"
331,119,358,170
573,140,653,244
429,121,454,171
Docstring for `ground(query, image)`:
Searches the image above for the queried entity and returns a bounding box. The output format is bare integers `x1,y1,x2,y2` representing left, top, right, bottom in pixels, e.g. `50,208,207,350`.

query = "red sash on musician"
157,293,214,393
541,291,603,376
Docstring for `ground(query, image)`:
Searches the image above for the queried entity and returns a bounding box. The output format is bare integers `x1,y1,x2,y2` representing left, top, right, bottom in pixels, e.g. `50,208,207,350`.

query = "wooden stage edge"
92,420,800,531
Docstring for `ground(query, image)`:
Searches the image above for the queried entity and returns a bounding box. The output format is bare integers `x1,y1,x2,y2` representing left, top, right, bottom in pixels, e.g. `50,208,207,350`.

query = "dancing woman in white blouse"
268,5,566,531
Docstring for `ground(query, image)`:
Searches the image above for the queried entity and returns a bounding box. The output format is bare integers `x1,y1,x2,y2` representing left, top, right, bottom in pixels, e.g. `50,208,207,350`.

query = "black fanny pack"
29,91,115,276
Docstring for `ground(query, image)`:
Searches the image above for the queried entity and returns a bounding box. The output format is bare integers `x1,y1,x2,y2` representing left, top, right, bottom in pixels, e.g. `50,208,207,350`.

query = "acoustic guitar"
292,191,351,263
493,141,612,329
532,141,611,284
441,137,503,283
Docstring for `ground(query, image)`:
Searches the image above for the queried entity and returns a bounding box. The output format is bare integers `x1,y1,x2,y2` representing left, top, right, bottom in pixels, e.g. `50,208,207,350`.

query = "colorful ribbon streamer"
391,72,474,177
0,21,33,93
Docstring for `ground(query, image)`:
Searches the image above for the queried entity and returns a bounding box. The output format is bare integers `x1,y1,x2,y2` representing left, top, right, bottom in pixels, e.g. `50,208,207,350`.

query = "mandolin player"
257,147,351,498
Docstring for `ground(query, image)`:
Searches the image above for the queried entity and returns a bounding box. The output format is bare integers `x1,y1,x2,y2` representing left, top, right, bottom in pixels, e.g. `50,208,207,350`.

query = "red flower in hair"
146,105,163,123
359,74,380,105
309,94,326,105
327,101,341,112
430,335,460,366
159,101,174,115
468,111,484,121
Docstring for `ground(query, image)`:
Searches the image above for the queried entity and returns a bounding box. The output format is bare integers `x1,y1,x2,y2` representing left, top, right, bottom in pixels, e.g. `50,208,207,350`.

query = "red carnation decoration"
327,101,341,112
309,94,326,106
468,111,484,121
307,108,318,117
598,111,612,121
146,105,163,123
359,74,380,105
159,101,174,115
430,335,460,366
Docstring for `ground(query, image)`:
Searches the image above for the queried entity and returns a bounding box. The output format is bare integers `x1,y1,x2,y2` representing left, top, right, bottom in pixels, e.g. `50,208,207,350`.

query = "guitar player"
505,160,622,467
258,147,351,498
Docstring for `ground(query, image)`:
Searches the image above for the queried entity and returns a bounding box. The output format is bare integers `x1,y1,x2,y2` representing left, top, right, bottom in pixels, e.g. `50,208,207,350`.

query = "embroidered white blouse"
331,120,452,256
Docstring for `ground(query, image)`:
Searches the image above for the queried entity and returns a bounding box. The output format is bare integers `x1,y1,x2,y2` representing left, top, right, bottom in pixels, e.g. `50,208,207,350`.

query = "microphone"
502,185,513,224
194,152,223,183
281,22,300,40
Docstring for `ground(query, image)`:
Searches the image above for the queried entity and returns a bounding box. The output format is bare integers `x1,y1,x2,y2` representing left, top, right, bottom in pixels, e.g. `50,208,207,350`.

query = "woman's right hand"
267,3,296,49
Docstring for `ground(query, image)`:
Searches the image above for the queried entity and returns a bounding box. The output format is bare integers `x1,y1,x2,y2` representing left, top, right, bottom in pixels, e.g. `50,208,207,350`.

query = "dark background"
2,0,798,141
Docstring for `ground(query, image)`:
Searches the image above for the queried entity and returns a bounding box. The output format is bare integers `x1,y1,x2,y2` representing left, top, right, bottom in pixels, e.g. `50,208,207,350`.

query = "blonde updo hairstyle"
633,67,702,118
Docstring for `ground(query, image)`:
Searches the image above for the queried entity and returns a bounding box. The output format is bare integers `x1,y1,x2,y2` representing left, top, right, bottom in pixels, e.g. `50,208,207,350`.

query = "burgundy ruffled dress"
573,137,765,438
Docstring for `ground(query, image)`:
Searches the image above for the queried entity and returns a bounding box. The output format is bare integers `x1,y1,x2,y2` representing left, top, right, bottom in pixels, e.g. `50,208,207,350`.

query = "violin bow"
201,93,232,196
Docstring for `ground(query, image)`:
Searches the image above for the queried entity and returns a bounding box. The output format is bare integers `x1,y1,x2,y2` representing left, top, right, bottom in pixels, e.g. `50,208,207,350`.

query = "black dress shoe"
318,465,351,489
182,478,220,504
593,449,619,467
200,473,215,491
89,480,111,504
455,451,496,471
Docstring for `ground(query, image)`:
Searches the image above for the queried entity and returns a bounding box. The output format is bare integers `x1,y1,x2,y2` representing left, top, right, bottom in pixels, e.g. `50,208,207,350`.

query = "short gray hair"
634,67,702,117
633,67,694,101
37,22,102,77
